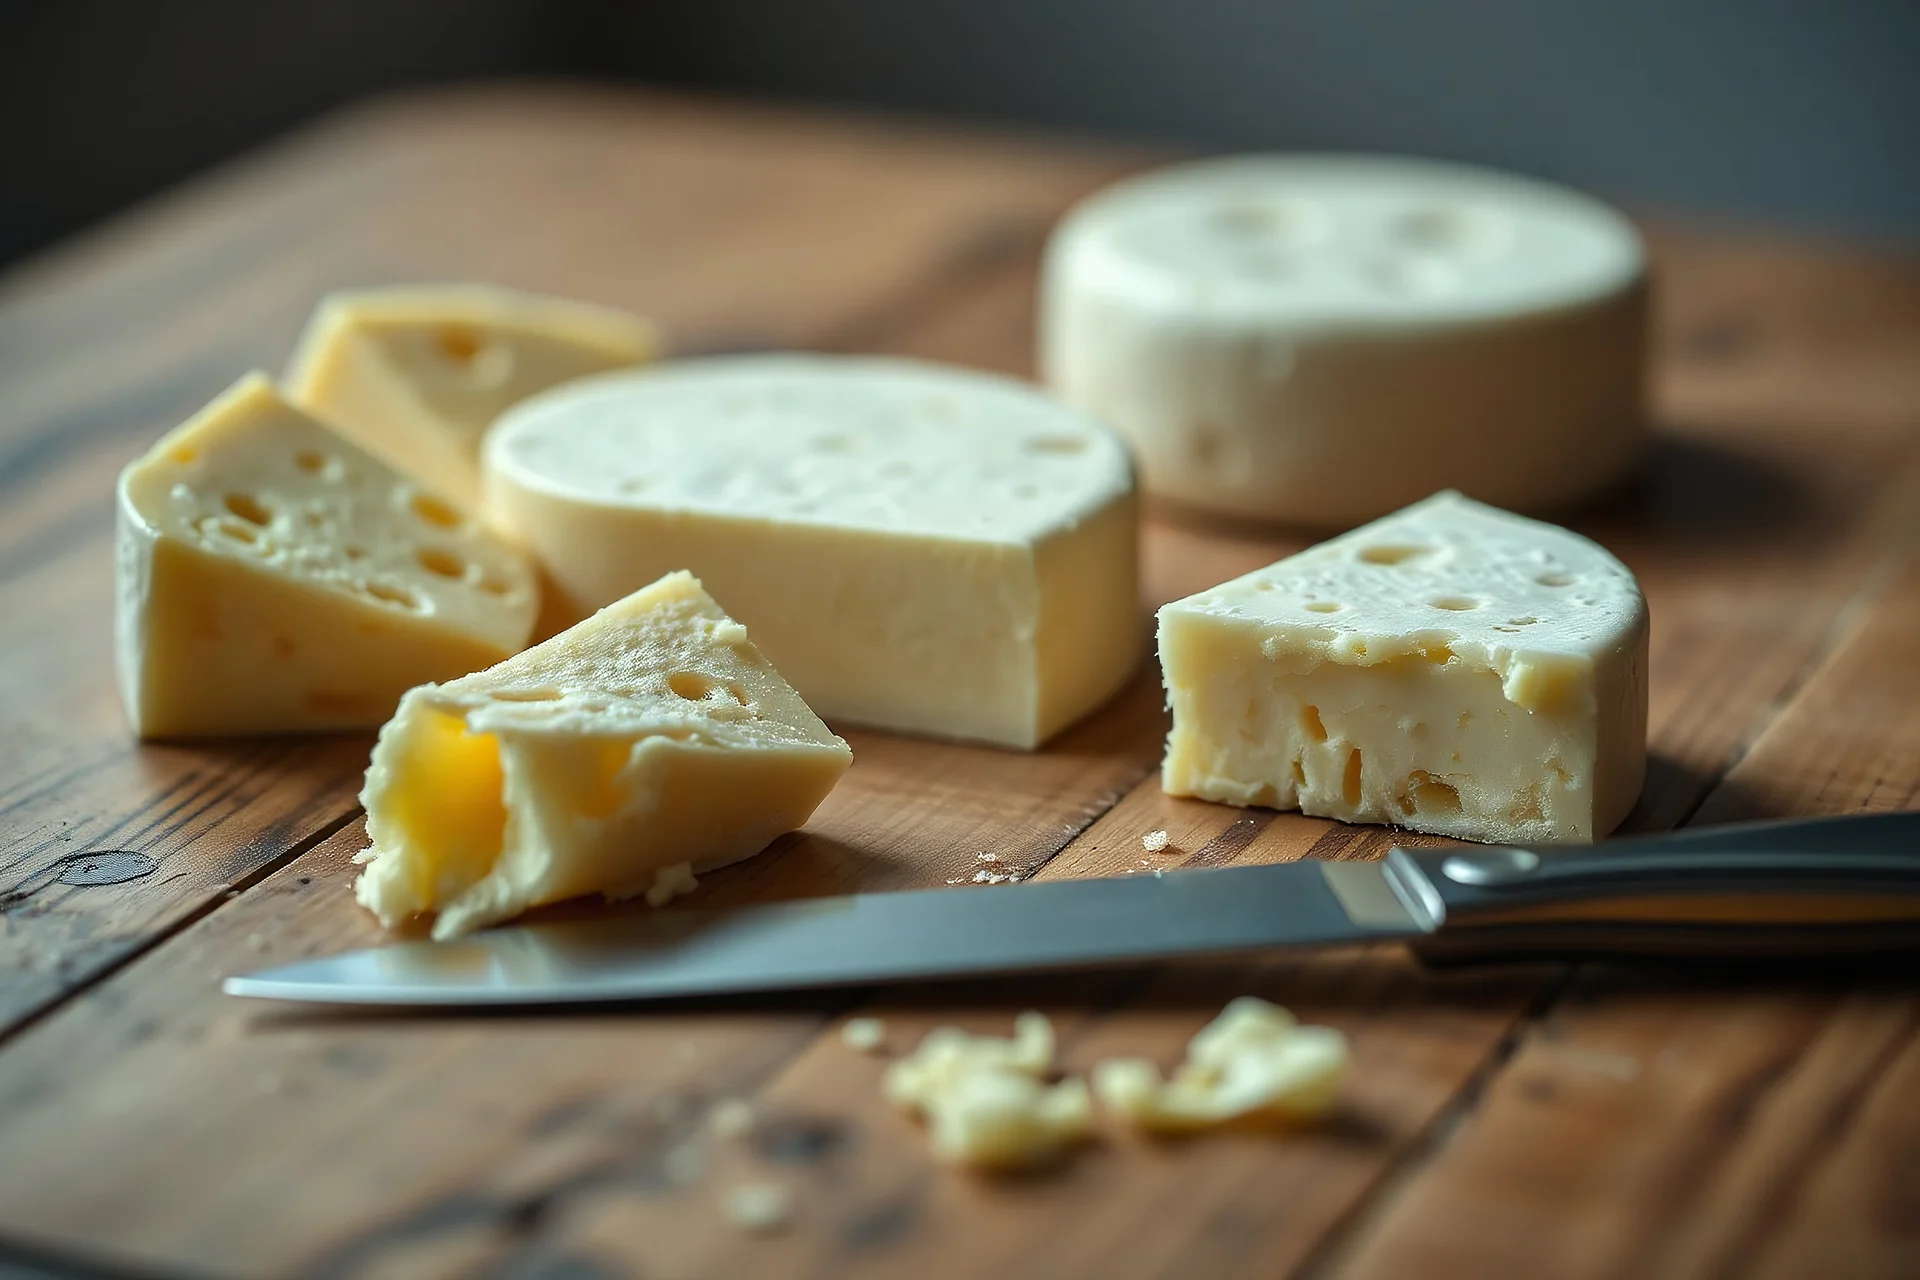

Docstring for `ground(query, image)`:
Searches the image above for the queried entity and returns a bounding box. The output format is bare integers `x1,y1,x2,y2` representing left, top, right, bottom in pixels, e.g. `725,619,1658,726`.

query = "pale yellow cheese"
1158,492,1648,844
1093,997,1347,1132
114,373,538,738
483,355,1141,749
285,284,659,511
884,1012,1093,1170
354,571,852,938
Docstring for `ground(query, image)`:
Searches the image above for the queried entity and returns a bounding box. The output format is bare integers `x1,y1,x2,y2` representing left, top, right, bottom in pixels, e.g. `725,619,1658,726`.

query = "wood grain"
0,84,1147,1039
0,85,1915,1280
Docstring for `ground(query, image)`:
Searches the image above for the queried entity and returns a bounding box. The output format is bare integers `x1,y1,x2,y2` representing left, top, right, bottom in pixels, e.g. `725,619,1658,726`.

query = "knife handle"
1396,811,1920,963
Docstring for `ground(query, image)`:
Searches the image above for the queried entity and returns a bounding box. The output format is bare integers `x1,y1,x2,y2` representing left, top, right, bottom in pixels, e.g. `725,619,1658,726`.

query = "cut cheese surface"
354,571,852,939
1042,155,1647,524
484,355,1141,749
1158,492,1648,844
115,372,538,738
286,284,659,511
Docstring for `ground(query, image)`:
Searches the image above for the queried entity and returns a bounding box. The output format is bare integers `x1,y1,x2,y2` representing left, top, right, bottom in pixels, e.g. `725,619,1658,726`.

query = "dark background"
3,0,1916,270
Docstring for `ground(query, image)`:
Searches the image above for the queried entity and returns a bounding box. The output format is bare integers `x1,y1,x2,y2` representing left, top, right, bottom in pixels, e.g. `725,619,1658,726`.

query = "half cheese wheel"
483,355,1140,749
1040,156,1648,526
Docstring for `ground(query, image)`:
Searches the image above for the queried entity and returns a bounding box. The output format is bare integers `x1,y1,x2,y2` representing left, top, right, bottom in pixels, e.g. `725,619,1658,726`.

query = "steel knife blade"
225,811,1920,1007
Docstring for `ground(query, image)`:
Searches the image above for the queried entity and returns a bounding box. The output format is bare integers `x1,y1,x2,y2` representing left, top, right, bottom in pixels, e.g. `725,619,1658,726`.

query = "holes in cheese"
114,372,538,738
354,571,852,939
284,284,661,512
482,355,1140,750
1157,491,1648,844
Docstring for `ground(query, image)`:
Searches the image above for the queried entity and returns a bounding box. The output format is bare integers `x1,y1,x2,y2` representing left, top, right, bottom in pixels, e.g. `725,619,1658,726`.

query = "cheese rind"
1158,492,1647,844
115,373,538,738
286,284,659,511
1041,155,1648,524
354,571,851,938
483,355,1141,749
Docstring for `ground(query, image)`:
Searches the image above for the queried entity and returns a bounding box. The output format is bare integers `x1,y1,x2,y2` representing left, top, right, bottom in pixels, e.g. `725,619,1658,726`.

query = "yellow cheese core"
355,571,852,938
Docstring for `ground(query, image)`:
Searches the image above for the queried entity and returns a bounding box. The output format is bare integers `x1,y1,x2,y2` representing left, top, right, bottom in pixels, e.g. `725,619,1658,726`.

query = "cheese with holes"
1158,492,1647,844
354,570,851,938
483,355,1140,749
1041,156,1647,524
884,1012,1093,1170
1094,997,1347,1131
115,373,538,738
285,284,659,511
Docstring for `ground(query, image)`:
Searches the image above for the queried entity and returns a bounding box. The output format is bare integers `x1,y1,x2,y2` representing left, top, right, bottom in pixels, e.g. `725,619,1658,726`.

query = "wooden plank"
1315,551,1920,1280
2,219,1914,1280
0,85,1146,1037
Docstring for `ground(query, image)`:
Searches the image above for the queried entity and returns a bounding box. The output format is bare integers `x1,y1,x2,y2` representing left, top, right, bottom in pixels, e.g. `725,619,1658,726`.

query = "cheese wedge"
115,372,538,738
1042,155,1647,524
354,571,852,938
285,284,660,510
483,355,1141,749
1158,492,1647,843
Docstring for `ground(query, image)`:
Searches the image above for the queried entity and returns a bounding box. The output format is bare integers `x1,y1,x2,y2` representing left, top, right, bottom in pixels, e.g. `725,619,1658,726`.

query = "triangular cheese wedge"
1158,492,1648,843
285,284,659,510
115,373,539,738
354,571,853,938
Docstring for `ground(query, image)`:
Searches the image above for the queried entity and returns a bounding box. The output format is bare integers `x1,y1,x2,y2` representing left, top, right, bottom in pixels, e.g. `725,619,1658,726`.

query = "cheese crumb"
724,1181,791,1233
1094,997,1346,1132
884,1012,1092,1170
709,1098,755,1138
841,1017,887,1053
644,861,699,908
978,851,999,862
1141,829,1170,853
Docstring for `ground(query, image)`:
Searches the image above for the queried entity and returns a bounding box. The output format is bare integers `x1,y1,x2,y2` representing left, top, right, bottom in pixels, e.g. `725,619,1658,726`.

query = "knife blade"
225,811,1920,1007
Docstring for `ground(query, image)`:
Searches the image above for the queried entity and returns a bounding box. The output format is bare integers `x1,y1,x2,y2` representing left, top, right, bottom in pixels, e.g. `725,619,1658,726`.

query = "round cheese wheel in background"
1039,155,1648,527
483,355,1140,750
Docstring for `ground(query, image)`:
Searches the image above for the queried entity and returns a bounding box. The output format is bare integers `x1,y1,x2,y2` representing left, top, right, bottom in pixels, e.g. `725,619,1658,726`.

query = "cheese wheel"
1040,156,1648,526
483,355,1140,749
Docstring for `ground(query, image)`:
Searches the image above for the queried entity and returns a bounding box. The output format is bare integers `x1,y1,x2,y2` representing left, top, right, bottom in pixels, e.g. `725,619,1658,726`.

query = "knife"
225,811,1920,1007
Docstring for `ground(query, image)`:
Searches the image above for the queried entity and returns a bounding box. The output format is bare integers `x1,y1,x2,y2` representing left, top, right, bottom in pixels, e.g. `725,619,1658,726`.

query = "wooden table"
1,86,1916,1280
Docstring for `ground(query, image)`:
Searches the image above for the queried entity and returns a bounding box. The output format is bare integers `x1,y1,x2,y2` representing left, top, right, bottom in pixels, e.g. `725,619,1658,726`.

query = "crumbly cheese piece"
1041,155,1647,524
840,1017,888,1053
884,1012,1092,1170
709,1098,756,1138
483,355,1140,749
114,372,538,738
354,571,852,938
286,284,659,511
1094,997,1347,1131
1141,829,1171,853
1159,492,1647,844
723,1182,792,1233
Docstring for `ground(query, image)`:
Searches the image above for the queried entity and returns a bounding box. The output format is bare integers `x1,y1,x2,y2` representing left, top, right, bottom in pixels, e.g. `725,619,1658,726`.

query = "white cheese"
1094,997,1347,1131
1041,156,1647,524
286,284,659,511
884,1012,1092,1170
483,355,1141,749
723,1182,792,1233
115,372,538,738
354,570,852,938
840,1017,888,1053
1158,492,1647,844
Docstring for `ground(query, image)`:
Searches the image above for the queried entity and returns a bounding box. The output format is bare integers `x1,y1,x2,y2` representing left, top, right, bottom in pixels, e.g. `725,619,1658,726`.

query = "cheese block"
483,355,1140,749
285,284,660,511
354,570,852,939
1041,156,1647,525
1158,492,1647,843
115,372,539,738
